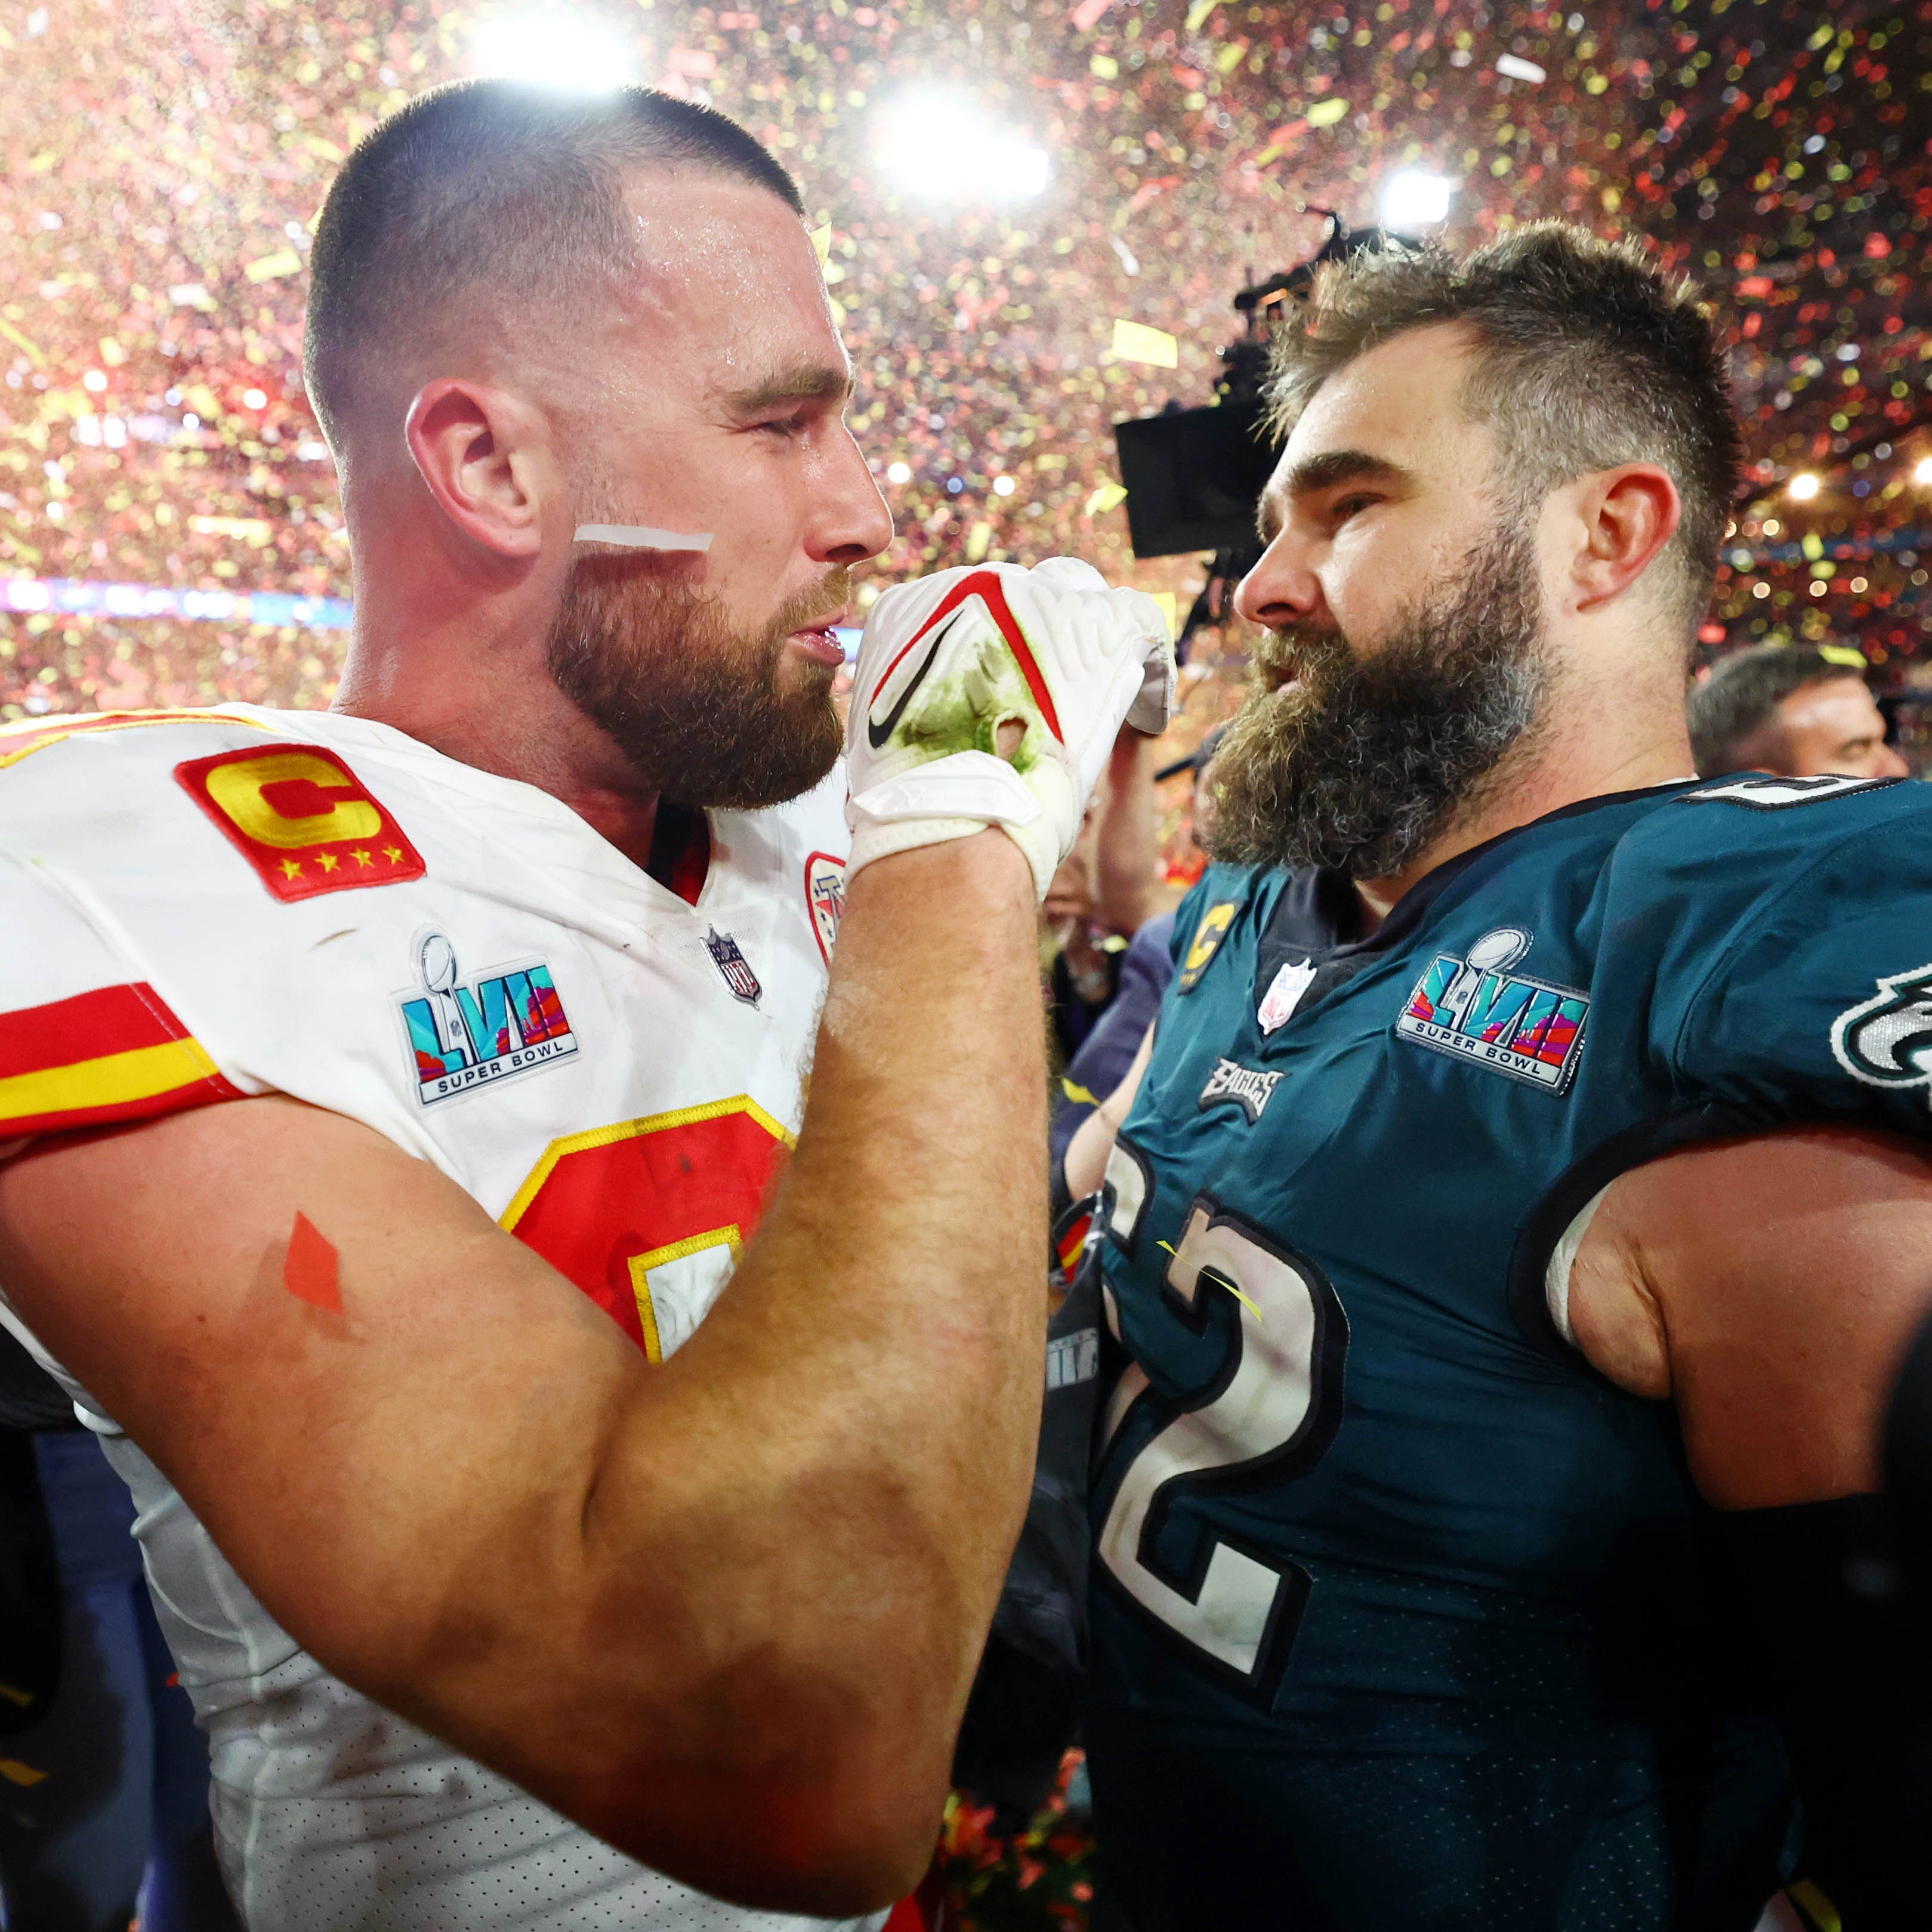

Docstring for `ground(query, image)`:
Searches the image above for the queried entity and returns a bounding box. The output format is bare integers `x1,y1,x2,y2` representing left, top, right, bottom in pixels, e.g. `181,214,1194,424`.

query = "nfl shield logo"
705,927,762,1007
804,850,847,966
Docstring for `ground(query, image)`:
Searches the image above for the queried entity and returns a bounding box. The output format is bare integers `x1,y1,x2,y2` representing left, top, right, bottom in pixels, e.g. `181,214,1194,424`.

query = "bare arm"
1089,726,1158,937
1566,1124,1932,1508
1063,1021,1156,1201
0,831,1044,1912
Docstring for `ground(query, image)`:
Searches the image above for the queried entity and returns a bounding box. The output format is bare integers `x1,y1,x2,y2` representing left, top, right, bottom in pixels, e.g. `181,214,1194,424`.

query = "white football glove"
844,558,1175,899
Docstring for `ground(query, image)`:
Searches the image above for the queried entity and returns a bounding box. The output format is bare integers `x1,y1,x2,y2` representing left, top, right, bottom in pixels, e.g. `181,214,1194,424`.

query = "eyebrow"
1257,449,1411,540
718,361,855,419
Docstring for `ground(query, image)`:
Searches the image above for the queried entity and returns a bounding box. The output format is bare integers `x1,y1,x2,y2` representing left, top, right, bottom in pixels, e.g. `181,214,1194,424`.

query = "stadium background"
3,0,1928,893
0,2,1926,1922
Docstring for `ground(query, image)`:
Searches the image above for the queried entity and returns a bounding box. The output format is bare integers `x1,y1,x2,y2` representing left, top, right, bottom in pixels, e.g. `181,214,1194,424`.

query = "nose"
810,426,894,567
1878,742,1911,780
1233,527,1326,632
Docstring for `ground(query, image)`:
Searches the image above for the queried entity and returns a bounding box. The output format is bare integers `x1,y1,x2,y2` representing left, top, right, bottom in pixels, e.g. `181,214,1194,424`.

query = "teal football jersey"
1084,771,1932,1931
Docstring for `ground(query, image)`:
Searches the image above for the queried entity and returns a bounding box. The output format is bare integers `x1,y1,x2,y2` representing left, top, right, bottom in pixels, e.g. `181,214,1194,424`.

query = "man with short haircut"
0,83,1169,1929
1067,225,1928,1926
1687,641,1908,780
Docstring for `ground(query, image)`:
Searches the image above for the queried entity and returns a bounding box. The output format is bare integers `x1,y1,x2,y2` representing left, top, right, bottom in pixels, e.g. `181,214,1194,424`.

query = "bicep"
0,1095,635,1702
1573,1125,1932,1508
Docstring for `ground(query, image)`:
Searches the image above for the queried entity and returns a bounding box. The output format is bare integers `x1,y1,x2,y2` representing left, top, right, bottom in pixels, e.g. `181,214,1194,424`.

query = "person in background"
1044,729,1162,1063
0,1334,238,1932
1687,642,1908,779
1049,727,1226,1189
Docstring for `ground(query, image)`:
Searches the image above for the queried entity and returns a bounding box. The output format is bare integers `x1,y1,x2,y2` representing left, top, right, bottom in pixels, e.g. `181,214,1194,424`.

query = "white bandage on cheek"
573,523,714,553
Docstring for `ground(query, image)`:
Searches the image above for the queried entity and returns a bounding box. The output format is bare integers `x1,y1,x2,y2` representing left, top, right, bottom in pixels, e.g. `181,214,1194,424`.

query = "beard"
544,559,848,811
1207,517,1550,882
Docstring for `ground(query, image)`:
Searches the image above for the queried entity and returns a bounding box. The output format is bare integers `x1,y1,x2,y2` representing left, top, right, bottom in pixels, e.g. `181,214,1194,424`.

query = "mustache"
774,567,854,636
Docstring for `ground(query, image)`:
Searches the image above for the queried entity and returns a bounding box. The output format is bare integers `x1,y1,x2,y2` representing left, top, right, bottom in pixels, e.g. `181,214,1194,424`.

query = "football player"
1065,224,1928,1928
0,83,1170,1930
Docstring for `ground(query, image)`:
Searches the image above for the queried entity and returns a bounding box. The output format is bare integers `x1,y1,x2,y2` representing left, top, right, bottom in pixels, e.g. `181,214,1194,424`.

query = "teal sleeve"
1674,801,1932,1135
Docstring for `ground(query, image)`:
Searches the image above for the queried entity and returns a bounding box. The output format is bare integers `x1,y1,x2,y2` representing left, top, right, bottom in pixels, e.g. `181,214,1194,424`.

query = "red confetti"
283,1212,341,1313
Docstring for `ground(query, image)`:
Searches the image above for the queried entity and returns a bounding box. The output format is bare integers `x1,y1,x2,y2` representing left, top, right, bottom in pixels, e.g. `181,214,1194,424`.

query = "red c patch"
174,743,426,903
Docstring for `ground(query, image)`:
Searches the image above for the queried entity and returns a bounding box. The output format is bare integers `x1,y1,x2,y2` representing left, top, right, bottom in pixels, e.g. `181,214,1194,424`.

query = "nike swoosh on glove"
844,558,1175,899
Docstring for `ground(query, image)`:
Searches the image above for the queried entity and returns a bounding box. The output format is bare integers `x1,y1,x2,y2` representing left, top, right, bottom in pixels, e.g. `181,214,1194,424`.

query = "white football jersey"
0,705,883,1932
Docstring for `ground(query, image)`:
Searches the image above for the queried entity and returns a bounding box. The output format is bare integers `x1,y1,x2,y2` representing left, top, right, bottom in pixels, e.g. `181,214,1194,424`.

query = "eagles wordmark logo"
1197,1057,1285,1124
1832,963,1932,1098
400,932,578,1106
1396,927,1588,1092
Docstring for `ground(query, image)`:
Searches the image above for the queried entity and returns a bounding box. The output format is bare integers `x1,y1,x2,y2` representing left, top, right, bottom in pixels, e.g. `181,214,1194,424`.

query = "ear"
1566,464,1682,615
403,378,554,563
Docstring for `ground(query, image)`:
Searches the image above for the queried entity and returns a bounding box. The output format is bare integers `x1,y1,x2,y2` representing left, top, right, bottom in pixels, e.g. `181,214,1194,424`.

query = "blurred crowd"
3,0,1930,890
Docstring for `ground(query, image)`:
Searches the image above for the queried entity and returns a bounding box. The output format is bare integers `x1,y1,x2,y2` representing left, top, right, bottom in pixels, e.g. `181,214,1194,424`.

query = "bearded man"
0,82,1171,1929
1063,225,1930,1929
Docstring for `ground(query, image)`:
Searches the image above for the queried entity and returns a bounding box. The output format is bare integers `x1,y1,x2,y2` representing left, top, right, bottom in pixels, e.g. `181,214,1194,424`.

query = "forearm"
1091,731,1156,934
545,830,1048,1893
1063,1020,1156,1199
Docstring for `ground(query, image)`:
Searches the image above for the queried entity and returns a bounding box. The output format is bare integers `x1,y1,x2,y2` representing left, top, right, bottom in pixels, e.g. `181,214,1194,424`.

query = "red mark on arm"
283,1212,342,1313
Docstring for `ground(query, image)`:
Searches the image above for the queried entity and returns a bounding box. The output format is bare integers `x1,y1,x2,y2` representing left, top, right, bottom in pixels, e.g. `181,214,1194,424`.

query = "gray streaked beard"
1207,517,1550,882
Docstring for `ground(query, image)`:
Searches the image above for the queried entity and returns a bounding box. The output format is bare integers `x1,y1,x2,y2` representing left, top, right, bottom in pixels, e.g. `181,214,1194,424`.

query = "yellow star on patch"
279,857,303,880
350,848,373,868
382,844,403,864
317,852,340,872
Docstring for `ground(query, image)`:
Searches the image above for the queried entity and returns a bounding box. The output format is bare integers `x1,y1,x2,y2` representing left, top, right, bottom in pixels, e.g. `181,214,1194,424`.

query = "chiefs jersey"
0,705,880,1932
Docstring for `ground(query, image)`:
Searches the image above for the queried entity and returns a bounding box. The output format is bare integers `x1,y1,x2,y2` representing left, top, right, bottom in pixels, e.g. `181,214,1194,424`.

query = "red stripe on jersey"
0,983,242,1138
869,572,1064,744
0,982,189,1081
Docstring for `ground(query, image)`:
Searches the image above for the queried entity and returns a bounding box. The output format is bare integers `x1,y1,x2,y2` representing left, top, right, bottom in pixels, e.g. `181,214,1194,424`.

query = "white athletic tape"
573,523,714,553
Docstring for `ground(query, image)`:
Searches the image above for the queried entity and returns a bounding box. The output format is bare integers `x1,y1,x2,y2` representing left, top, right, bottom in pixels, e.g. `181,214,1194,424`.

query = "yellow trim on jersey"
625,1224,743,1366
0,709,274,771
496,1094,797,1233
0,1036,223,1127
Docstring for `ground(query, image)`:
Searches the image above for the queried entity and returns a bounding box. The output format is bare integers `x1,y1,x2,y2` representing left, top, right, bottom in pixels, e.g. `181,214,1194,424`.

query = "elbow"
570,1730,951,1916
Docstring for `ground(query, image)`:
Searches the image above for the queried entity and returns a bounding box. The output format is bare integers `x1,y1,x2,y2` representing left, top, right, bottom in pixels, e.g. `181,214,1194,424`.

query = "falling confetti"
0,0,1927,823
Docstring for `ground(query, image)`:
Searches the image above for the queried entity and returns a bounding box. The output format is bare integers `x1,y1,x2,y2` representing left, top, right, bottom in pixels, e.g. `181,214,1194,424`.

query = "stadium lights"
1379,172,1456,230
992,474,1017,496
468,9,639,91
1915,456,1932,486
872,97,1050,203
885,461,912,484
1788,472,1820,500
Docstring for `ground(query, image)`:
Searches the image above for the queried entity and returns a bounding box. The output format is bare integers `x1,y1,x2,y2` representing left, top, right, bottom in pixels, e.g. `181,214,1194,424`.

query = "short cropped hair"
1267,222,1744,637
304,80,803,447
1687,644,1867,776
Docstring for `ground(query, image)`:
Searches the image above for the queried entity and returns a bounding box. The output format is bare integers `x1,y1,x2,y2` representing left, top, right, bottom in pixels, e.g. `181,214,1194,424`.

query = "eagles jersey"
0,706,879,1932
1084,770,1932,1931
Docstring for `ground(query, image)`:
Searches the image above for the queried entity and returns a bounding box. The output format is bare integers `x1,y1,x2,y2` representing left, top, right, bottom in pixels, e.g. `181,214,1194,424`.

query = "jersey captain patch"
174,743,426,903
1395,926,1588,1092
1176,900,1240,993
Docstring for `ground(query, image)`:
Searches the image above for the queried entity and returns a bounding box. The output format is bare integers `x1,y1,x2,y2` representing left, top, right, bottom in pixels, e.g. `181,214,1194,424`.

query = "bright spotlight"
470,9,638,91
874,97,1050,203
992,474,1016,496
1915,456,1932,486
1788,472,1820,500
1380,172,1455,230
886,461,912,484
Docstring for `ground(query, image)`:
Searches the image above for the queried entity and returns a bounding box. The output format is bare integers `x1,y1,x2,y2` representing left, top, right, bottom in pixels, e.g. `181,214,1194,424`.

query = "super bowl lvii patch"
1395,927,1587,1093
